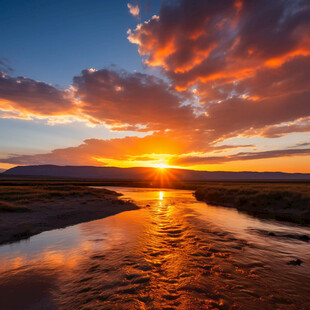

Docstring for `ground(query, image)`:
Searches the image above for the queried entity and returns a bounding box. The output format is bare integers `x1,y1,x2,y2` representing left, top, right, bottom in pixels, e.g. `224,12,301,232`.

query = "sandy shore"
0,191,138,245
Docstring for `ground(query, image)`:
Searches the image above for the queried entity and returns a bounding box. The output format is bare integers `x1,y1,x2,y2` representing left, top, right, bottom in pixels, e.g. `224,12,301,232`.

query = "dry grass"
195,183,310,225
0,185,119,212
0,183,138,245
0,200,30,212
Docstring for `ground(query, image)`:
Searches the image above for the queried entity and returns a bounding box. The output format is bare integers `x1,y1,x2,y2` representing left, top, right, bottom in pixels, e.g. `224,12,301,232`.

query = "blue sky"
0,0,158,161
1,0,160,86
0,0,309,172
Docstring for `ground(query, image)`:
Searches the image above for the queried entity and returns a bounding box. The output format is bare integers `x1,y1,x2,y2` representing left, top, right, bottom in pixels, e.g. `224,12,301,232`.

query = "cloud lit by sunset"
2,3,310,310
0,0,309,173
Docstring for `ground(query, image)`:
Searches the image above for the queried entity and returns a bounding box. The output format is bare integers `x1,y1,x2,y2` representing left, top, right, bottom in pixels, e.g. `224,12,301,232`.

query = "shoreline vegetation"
0,184,138,245
0,177,309,246
194,183,310,226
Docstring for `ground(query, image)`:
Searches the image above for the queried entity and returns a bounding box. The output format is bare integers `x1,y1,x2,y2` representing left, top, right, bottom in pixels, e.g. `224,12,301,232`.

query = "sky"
0,0,309,173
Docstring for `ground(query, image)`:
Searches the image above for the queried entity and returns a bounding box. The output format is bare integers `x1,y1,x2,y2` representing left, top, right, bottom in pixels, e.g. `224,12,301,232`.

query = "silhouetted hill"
3,165,310,180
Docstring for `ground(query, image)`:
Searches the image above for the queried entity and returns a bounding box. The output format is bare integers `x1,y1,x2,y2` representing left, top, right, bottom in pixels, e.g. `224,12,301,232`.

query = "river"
0,187,309,309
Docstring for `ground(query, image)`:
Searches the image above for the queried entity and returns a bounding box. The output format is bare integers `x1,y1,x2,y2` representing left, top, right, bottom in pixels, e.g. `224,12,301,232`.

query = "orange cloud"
1,133,192,166
1,0,310,172
0,73,76,118
72,69,197,131
2,133,310,173
128,0,310,90
265,49,310,68
171,148,310,166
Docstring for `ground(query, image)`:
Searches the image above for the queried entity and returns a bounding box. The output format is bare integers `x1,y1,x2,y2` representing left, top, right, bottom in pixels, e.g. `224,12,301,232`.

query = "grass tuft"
195,183,310,225
0,185,119,211
0,200,30,212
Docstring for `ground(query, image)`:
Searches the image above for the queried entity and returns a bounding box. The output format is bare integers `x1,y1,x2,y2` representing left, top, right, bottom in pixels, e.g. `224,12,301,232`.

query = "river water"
0,187,309,309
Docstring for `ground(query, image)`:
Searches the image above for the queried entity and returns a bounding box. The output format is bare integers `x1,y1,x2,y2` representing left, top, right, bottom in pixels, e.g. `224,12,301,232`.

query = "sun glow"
155,163,168,169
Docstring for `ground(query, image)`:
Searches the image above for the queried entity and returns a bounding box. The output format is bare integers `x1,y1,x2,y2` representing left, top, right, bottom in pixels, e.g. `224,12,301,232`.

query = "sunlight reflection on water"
0,187,309,309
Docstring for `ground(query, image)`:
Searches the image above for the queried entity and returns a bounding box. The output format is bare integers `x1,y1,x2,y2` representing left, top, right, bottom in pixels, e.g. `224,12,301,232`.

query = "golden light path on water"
0,187,309,309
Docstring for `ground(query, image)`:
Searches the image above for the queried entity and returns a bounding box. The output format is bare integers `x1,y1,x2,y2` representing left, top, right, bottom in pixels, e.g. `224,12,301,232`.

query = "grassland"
0,176,309,235
0,183,138,245
195,183,310,225
0,184,121,211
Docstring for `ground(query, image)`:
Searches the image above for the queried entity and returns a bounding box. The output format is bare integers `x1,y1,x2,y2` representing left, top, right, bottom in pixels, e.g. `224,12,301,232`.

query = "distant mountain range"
2,165,310,180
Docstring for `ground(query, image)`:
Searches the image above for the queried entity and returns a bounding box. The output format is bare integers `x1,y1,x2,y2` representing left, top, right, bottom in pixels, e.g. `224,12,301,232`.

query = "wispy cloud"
0,58,13,74
172,148,310,166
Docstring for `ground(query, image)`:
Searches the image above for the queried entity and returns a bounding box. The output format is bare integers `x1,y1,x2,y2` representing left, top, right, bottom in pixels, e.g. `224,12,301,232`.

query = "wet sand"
0,193,138,245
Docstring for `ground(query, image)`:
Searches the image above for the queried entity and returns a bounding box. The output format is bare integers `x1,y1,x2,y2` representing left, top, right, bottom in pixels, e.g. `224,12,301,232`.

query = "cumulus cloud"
0,73,75,118
127,0,310,140
0,68,197,130
0,0,310,169
127,3,140,18
128,0,310,88
73,68,197,131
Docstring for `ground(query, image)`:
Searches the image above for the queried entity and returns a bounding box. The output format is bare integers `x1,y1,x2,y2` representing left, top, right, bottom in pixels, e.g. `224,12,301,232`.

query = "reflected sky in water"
0,187,309,309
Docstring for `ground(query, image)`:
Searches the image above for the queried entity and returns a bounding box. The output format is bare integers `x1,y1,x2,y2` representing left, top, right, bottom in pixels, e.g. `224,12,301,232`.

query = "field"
195,183,310,225
0,181,138,245
0,176,309,230
0,184,121,213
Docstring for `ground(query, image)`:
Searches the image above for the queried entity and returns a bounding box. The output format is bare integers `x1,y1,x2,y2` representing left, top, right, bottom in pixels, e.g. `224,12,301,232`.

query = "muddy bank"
194,184,310,225
0,186,138,245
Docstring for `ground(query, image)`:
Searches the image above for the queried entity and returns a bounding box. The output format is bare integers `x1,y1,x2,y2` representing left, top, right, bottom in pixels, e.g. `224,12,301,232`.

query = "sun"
154,163,168,169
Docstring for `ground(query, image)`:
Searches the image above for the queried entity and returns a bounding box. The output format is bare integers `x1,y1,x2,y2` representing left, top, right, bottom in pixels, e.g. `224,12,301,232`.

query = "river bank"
195,183,310,226
1,187,309,309
0,185,138,245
